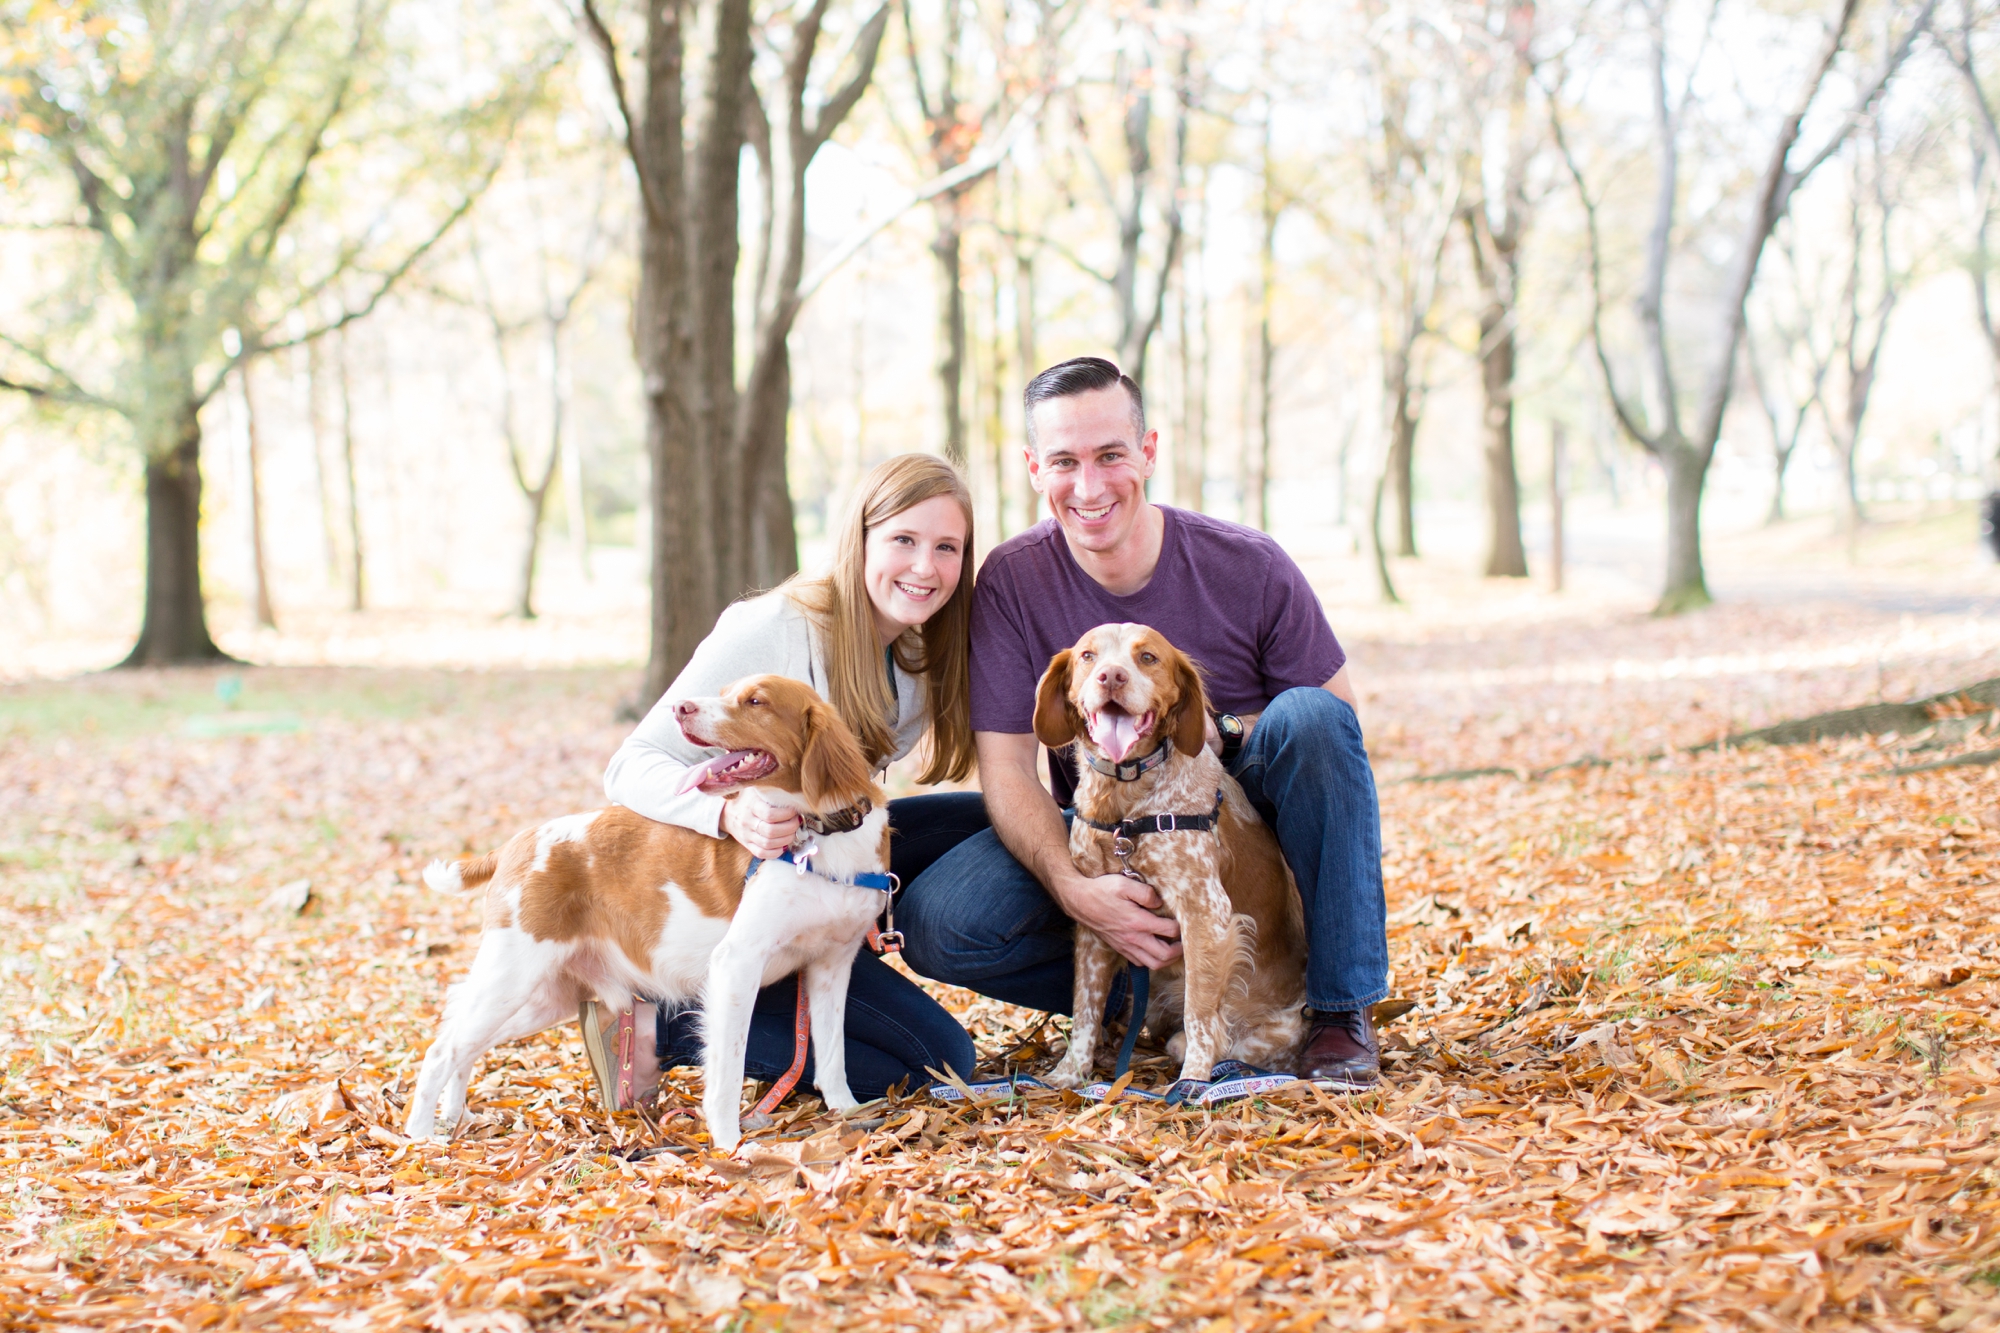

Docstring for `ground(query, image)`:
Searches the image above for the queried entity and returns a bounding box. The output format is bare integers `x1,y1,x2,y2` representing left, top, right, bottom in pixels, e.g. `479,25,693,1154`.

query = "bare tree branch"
577,0,664,224
0,333,110,410
792,89,1047,306
225,148,509,396
1545,80,1663,453
809,3,886,152
1776,0,1937,205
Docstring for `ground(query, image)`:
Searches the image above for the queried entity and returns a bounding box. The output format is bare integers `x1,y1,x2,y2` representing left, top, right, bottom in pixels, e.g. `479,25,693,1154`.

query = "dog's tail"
424,854,498,893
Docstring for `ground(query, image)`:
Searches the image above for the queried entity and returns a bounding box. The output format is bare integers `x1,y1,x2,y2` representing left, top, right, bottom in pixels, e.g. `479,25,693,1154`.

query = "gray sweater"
603,590,927,837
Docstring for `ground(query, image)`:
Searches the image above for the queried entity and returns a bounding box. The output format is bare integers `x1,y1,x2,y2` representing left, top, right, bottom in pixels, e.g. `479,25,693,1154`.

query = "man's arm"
1206,665,1357,754
975,730,1184,969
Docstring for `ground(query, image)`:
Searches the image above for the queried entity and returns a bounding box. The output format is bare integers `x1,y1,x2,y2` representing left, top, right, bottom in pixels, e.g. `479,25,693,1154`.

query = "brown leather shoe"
1301,1007,1379,1088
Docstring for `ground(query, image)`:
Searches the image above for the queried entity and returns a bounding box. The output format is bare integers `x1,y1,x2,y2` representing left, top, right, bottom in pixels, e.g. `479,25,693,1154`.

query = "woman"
598,453,988,1102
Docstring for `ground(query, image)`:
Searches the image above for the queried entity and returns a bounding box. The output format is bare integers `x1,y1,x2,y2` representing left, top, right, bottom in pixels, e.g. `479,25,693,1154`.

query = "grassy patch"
1080,1278,1174,1327
45,1216,114,1262
0,666,628,740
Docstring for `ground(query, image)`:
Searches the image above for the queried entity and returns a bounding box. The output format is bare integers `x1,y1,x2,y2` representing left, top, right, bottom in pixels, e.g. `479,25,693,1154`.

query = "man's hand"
1057,872,1184,969
719,792,801,860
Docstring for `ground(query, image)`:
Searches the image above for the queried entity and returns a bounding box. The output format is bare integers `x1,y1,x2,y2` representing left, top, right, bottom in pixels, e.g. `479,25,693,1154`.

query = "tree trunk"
561,352,591,582
637,0,702,709
304,342,341,587
338,333,365,612
933,190,968,468
121,403,231,666
1172,197,1207,512
1385,354,1418,558
1549,420,1565,594
241,362,278,628
747,350,798,591
518,483,550,619
1658,445,1712,613
731,0,886,597
1833,418,1865,531
1479,305,1527,577
986,258,1008,539
689,0,752,610
1370,459,1400,605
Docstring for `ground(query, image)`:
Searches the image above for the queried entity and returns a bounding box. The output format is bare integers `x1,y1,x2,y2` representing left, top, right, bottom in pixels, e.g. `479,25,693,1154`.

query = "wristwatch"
1215,712,1245,767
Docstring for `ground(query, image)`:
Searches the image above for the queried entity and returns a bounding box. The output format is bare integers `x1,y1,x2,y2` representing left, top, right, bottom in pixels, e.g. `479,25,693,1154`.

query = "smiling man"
896,356,1390,1087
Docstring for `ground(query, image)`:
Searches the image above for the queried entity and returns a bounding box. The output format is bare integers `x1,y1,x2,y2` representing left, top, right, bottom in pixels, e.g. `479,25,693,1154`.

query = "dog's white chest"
725,860,884,984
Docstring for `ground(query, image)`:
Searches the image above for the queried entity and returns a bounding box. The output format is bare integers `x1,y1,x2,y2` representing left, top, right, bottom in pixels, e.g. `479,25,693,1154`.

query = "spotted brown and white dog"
405,675,889,1152
1033,624,1308,1086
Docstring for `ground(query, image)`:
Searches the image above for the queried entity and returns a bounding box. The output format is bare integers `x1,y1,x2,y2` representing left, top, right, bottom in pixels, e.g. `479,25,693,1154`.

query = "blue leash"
1113,964,1149,1079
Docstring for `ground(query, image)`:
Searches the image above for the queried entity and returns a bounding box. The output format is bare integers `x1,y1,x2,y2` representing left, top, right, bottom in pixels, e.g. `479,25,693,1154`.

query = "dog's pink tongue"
676,750,760,795
1089,710,1141,763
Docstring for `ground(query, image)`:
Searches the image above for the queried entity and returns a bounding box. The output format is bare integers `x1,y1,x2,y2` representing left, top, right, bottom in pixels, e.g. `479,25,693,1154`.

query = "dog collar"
799,797,873,835
747,850,898,894
1083,739,1174,782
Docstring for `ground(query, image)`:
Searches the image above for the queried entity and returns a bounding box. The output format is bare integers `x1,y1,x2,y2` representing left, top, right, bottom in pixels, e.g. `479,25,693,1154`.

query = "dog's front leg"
803,948,861,1113
1173,915,1237,1083
1047,928,1120,1088
700,937,765,1154
1168,868,1241,1084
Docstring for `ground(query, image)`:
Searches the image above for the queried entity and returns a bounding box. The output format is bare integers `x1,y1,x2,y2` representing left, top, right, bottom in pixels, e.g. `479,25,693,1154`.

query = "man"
899,356,1388,1086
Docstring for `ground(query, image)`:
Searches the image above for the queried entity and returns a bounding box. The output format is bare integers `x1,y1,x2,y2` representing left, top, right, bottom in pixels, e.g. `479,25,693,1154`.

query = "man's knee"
896,830,1069,984
1256,685,1356,742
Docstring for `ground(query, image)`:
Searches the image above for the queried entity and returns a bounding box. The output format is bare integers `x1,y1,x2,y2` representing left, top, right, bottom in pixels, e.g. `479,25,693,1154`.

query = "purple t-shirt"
970,506,1346,737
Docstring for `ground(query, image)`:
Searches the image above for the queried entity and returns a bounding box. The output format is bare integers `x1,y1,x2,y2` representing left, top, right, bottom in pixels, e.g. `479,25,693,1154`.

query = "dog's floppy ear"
800,700,874,810
1169,648,1210,758
1032,649,1080,749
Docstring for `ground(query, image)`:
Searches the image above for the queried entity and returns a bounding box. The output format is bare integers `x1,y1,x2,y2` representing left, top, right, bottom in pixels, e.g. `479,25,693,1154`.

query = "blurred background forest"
2,0,1997,692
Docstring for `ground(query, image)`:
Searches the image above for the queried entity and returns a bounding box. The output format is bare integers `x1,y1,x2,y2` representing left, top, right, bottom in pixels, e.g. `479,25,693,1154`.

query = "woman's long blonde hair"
784,453,976,784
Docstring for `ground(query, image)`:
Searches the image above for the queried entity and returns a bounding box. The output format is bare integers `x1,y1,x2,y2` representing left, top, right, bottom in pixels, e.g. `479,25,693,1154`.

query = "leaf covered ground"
5,595,2000,1331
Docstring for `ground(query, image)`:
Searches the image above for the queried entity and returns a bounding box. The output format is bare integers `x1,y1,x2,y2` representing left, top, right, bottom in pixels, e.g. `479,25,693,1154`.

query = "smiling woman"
598,452,986,1105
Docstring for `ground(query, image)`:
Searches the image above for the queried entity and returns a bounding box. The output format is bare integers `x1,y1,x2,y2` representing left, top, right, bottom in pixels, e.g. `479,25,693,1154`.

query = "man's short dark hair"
1023,356,1145,451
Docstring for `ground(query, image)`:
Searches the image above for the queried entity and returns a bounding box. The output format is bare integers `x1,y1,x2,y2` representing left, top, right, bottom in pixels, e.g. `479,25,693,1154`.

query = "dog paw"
818,1086,860,1113
1045,1063,1088,1090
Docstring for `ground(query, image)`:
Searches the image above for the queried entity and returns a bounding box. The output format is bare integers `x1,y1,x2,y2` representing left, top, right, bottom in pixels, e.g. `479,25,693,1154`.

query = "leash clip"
871,897,904,955
1111,831,1148,883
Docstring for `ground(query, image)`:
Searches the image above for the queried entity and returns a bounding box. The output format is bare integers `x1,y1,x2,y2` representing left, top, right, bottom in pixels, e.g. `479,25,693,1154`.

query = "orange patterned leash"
749,983,812,1119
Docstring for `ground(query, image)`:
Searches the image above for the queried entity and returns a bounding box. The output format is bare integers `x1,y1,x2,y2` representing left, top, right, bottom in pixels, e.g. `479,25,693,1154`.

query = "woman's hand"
719,792,802,860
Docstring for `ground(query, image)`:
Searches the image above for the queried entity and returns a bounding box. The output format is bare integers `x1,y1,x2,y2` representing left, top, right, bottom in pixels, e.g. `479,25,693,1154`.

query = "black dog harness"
1077,790,1225,848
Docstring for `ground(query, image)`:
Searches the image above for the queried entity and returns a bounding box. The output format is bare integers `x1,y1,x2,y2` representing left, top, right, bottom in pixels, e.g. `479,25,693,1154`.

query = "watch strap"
1216,713,1244,767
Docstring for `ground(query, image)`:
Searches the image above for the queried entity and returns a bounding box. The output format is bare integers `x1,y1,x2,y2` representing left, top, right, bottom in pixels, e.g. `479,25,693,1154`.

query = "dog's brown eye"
747,696,764,707
1079,651,1094,662
1140,652,1157,665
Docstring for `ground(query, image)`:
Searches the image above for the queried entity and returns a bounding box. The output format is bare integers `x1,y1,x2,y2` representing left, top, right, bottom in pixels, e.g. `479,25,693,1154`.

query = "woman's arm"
603,692,731,836
603,597,812,842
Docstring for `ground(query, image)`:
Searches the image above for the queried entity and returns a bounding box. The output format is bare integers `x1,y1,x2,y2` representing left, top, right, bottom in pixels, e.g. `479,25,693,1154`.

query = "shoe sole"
1305,1069,1380,1091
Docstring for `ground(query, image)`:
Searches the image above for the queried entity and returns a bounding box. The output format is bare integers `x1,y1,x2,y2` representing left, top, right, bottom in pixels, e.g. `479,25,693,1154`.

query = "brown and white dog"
405,675,889,1152
1033,624,1308,1086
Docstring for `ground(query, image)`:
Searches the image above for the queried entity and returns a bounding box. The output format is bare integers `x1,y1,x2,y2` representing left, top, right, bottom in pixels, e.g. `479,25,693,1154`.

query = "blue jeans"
899,688,1388,1014
655,793,983,1097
